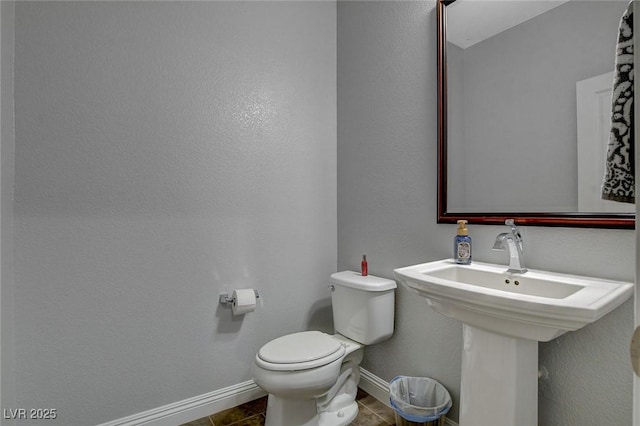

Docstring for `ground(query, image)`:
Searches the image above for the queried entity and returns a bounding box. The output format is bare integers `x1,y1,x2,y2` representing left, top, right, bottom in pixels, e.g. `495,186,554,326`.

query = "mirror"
437,0,635,228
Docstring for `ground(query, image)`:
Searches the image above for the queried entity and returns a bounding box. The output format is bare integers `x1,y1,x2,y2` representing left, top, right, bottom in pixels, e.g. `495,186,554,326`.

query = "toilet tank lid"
330,271,397,292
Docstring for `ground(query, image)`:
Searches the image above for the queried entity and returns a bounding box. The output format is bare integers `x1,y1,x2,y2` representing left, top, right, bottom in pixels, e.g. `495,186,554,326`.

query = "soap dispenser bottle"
454,220,472,264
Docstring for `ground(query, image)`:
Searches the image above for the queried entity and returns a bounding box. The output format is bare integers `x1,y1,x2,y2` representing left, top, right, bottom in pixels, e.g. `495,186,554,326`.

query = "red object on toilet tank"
361,255,368,276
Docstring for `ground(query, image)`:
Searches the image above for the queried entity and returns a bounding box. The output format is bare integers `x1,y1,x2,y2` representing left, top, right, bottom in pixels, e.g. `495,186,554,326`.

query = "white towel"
602,1,635,204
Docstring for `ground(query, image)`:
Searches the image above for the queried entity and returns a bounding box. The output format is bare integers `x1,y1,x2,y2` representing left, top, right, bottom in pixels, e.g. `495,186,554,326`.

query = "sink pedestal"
460,325,537,426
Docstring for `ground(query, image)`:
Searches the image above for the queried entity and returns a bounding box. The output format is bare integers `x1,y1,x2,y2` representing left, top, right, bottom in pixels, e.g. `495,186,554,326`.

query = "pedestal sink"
393,259,633,426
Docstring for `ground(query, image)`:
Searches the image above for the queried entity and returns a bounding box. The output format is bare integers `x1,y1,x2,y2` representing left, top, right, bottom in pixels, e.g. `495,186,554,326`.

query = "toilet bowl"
253,332,364,426
252,271,396,426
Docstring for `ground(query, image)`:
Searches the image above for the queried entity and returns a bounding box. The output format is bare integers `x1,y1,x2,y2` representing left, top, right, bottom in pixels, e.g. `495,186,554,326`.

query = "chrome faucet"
492,219,528,274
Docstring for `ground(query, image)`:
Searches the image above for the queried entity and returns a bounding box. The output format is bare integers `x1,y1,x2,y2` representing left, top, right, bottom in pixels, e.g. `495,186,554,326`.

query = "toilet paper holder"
219,289,260,306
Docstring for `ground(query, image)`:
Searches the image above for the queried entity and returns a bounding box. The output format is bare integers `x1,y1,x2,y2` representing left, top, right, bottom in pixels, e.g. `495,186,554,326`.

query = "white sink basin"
393,259,634,341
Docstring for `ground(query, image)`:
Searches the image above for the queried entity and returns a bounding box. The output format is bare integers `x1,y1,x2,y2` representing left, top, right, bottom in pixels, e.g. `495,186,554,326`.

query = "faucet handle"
505,219,520,234
504,219,524,248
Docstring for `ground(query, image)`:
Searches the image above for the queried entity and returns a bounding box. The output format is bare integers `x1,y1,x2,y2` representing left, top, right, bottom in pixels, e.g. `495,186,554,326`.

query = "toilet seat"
256,331,346,372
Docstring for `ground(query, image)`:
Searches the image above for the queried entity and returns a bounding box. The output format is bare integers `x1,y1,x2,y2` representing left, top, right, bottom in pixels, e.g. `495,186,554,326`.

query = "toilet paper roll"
232,289,257,315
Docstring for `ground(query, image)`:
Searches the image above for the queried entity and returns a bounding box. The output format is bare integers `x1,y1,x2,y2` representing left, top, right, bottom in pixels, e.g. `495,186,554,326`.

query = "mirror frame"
436,0,635,229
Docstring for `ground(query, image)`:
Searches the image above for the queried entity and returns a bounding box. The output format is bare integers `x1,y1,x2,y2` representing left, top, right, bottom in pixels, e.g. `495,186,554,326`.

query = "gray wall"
337,1,634,425
1,0,16,418
10,2,336,425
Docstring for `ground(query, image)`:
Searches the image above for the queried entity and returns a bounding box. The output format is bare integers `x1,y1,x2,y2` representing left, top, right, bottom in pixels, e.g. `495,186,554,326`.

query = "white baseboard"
97,368,458,426
95,380,266,426
358,367,393,408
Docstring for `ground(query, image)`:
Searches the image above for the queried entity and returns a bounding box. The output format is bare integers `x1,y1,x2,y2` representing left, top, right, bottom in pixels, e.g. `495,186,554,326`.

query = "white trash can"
389,376,452,426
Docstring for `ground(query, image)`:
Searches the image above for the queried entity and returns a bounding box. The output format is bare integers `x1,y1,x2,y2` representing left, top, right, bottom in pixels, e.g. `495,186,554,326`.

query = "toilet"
252,271,396,426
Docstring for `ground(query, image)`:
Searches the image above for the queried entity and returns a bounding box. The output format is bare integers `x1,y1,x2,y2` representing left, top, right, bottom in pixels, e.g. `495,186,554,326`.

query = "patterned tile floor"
179,388,397,426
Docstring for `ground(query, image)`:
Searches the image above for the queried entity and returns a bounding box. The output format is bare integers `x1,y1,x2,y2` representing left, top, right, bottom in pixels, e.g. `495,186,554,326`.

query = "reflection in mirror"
438,0,635,228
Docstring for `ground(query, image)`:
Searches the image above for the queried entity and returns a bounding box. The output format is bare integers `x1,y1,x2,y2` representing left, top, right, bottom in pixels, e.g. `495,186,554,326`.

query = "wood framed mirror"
437,0,634,229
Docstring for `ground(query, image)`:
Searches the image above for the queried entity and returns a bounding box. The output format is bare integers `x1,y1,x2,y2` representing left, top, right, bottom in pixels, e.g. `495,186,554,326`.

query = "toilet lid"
258,331,344,365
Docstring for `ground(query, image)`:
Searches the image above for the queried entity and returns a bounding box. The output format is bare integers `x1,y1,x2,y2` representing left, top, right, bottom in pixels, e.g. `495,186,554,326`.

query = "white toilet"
252,271,396,426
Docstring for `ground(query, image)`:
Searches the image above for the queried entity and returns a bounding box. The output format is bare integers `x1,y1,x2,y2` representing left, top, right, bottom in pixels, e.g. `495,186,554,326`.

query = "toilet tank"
330,271,397,345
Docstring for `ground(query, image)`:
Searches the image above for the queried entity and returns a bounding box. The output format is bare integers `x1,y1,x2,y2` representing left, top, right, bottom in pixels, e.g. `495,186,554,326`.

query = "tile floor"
179,388,397,426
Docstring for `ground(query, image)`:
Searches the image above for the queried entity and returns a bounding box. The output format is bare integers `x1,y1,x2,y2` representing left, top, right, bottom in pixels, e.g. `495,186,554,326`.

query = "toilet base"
318,401,358,426
265,395,318,426
264,394,358,426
